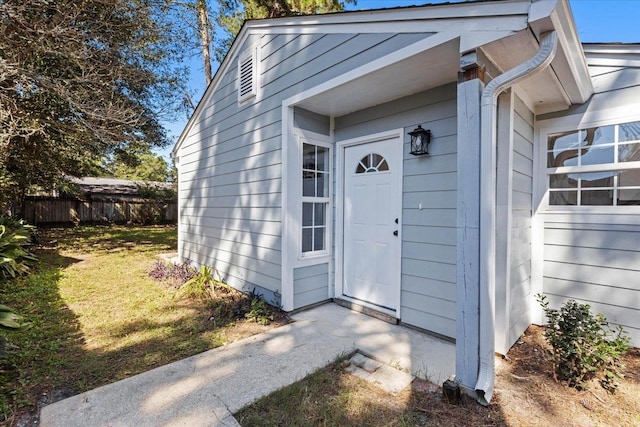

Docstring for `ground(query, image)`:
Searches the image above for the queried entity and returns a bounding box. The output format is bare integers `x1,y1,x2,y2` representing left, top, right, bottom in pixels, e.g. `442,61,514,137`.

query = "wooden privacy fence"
22,197,177,225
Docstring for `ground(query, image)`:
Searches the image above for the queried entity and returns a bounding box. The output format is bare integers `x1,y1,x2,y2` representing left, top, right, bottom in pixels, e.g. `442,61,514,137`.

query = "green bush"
135,182,176,225
0,216,37,279
245,292,274,325
173,265,231,300
537,294,630,392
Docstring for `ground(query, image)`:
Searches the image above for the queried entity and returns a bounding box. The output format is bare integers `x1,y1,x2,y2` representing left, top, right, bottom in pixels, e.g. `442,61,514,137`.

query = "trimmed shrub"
537,294,630,392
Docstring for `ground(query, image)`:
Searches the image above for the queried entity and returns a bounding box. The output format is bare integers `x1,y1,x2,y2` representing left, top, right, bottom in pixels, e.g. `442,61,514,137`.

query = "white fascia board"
585,58,640,68
247,0,531,29
582,44,640,55
529,0,593,104
248,16,527,36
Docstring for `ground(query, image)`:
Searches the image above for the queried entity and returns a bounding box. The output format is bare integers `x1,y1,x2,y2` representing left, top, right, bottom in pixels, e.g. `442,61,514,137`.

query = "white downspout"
475,30,558,405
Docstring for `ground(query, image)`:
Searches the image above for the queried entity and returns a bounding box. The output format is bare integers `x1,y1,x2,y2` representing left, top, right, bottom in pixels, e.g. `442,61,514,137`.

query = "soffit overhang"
294,37,461,117
481,0,593,115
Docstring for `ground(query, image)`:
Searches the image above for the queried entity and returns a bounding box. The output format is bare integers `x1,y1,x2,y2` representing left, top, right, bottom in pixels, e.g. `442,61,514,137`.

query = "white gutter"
475,30,558,406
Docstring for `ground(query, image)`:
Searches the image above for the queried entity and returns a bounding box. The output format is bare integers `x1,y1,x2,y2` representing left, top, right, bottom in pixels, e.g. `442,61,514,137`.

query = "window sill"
295,252,331,268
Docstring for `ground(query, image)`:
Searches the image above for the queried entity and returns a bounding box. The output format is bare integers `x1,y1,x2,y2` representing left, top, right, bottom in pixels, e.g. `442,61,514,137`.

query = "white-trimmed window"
547,120,640,206
237,47,258,103
301,142,330,255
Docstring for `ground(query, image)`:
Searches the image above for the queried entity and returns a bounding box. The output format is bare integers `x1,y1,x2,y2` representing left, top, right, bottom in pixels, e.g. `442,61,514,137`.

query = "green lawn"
0,225,263,423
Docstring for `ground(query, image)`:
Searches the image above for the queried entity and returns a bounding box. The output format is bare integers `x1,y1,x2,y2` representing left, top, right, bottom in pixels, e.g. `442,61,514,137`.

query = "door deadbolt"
393,230,398,236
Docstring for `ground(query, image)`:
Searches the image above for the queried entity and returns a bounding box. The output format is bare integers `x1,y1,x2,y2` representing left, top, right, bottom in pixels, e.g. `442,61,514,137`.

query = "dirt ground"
494,325,640,427
237,324,639,427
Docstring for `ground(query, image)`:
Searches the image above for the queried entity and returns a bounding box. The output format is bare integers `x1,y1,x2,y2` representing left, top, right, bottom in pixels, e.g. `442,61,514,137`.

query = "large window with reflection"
302,143,330,254
547,121,640,206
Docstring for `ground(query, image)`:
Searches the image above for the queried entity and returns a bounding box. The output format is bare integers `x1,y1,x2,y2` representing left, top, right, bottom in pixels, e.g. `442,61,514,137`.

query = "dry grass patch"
0,225,286,426
237,326,639,427
495,325,640,427
235,359,505,426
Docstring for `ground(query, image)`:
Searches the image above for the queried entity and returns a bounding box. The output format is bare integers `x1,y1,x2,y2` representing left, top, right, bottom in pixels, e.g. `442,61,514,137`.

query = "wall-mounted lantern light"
408,125,432,156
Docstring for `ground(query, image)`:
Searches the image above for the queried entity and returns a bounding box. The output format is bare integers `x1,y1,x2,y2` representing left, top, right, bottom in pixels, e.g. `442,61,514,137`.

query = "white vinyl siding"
542,216,640,345
508,95,534,348
178,32,433,301
335,83,458,338
538,52,640,346
293,263,329,309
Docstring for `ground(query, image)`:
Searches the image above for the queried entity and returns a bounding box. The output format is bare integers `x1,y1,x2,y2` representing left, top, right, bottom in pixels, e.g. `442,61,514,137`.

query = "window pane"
619,142,640,162
378,160,389,171
581,145,614,166
302,228,313,252
619,121,640,142
316,146,328,172
356,163,366,174
549,191,577,205
302,203,313,226
360,154,370,169
303,171,315,196
372,154,383,169
618,189,640,205
550,174,578,189
586,126,614,146
548,149,579,168
581,171,615,188
619,169,640,187
317,172,328,197
548,131,580,152
581,190,613,205
313,227,325,251
303,144,316,170
314,203,325,226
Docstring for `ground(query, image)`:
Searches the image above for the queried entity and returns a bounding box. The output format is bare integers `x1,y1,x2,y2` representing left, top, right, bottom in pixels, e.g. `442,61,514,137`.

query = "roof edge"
529,0,593,104
172,0,534,157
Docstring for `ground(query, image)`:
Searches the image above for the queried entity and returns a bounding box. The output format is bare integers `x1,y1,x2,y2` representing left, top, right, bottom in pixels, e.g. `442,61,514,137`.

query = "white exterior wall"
177,32,433,301
536,52,640,345
508,95,534,347
335,83,458,339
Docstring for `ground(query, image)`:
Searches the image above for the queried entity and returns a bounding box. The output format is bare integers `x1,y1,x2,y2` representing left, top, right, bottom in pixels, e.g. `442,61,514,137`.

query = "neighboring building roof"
67,177,174,197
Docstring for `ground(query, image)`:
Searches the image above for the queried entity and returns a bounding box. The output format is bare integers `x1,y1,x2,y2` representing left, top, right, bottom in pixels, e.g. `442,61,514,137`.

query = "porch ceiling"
295,38,460,117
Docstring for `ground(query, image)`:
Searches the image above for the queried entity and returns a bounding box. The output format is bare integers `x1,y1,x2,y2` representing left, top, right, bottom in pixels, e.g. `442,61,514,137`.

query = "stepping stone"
345,352,414,394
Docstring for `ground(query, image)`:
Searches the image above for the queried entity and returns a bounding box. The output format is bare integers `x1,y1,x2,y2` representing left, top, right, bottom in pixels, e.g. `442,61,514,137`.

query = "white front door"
342,136,402,312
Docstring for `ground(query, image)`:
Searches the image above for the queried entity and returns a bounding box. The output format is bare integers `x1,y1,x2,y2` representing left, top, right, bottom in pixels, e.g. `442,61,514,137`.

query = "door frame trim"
335,128,404,318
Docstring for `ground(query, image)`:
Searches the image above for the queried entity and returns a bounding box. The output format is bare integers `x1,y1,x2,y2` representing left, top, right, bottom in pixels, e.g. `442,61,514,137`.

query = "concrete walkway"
40,303,455,427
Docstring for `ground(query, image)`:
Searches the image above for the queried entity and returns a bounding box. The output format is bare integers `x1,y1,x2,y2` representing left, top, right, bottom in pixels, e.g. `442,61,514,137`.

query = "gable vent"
238,48,257,103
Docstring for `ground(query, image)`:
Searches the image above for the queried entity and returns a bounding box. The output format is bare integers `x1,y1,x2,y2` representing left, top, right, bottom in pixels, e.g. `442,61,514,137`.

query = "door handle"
393,230,398,236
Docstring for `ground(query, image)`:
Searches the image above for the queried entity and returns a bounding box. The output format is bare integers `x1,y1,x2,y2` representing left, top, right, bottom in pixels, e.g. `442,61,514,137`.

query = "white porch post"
455,75,483,391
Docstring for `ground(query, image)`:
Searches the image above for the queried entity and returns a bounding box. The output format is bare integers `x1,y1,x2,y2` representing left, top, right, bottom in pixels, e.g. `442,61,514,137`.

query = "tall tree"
107,151,173,182
0,0,188,213
214,0,354,61
197,0,214,84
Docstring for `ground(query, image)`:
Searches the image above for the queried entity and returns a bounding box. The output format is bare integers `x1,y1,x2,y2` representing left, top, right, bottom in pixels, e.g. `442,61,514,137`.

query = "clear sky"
156,0,640,160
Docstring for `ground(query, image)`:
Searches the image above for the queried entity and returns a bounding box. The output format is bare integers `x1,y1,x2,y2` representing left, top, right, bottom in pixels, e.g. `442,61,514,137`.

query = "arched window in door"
355,153,389,174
